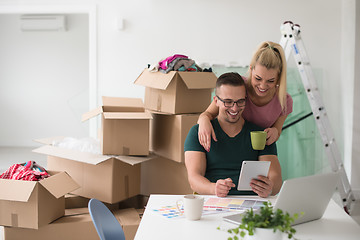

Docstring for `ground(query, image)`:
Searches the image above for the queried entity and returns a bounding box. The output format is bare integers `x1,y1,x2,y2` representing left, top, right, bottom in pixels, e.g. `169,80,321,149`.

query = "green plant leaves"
226,202,300,240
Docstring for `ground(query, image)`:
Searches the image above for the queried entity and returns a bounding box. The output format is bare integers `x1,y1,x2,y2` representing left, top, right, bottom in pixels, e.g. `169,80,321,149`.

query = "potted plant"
226,202,302,240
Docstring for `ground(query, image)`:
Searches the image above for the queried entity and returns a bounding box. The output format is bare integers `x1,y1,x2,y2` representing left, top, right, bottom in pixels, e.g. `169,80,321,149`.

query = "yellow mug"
250,131,267,150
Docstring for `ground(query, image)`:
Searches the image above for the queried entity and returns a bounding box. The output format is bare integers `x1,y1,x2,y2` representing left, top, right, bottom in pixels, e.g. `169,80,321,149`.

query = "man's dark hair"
215,72,245,90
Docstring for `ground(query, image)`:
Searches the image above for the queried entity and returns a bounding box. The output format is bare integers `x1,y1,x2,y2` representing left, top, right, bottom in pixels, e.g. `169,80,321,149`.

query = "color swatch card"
152,197,266,219
152,205,184,219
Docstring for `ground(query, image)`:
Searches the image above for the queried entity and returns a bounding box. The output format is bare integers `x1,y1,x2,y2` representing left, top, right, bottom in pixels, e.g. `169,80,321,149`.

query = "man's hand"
215,178,235,197
250,175,273,198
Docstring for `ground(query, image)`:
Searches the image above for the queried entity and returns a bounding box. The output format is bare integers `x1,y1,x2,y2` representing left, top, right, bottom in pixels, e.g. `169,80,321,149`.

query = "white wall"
0,0,358,192
0,13,89,146
95,0,344,146
351,1,360,194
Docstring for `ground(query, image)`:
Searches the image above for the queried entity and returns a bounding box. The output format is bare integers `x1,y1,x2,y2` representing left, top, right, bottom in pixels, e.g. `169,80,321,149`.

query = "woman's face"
250,63,279,98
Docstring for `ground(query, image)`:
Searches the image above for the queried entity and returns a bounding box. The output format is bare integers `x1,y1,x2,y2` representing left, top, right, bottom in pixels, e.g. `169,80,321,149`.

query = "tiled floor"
0,147,359,239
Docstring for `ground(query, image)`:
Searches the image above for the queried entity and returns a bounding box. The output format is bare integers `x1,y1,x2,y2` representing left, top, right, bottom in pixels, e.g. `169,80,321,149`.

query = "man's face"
215,84,246,124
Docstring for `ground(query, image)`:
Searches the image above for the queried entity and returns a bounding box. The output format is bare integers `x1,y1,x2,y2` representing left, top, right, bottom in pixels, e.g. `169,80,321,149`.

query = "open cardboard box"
0,170,79,229
134,69,217,114
82,96,152,156
65,194,119,210
150,112,200,163
4,207,142,240
140,156,192,195
33,136,155,204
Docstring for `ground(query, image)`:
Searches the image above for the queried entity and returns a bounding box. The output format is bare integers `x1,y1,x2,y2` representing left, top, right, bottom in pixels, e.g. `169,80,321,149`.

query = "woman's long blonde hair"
247,41,287,112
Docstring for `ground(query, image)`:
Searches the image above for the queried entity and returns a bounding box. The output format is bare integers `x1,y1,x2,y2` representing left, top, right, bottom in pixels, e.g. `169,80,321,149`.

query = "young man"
184,72,282,198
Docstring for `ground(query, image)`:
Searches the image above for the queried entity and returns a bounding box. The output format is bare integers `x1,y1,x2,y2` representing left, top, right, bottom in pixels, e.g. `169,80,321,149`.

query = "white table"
134,194,360,240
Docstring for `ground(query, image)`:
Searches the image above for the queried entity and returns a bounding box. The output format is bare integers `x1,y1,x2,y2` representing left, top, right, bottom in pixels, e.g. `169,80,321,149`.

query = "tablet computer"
237,161,271,191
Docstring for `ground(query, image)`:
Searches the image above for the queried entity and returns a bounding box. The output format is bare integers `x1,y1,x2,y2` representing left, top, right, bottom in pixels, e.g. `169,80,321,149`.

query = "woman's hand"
198,117,217,152
264,127,279,145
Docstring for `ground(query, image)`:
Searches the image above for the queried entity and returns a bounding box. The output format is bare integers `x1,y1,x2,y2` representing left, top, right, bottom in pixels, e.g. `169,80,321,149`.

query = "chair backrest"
88,198,126,240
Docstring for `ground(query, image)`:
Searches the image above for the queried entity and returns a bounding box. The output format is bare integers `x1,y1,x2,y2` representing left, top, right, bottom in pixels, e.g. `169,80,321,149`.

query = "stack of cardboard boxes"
134,69,217,195
2,97,153,239
3,195,146,240
1,68,217,240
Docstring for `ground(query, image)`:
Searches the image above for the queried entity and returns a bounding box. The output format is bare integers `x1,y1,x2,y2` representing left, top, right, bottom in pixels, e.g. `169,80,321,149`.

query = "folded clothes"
158,54,188,70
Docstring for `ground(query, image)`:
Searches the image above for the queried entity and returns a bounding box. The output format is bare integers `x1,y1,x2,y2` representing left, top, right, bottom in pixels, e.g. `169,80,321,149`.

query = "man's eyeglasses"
216,95,246,108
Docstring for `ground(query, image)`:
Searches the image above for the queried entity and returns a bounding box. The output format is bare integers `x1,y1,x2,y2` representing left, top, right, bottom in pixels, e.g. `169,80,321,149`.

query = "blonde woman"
198,41,293,152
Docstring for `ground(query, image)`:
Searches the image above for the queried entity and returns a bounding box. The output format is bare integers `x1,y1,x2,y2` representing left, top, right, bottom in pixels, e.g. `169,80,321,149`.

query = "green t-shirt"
184,118,277,195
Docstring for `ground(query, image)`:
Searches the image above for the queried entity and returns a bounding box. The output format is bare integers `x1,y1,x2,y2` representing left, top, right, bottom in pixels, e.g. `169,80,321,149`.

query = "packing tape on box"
11,213,18,227
123,147,130,156
125,175,129,198
157,95,162,111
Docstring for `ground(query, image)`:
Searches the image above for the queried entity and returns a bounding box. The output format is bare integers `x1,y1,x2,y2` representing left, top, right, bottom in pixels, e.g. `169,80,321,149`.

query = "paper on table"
151,197,266,219
203,197,267,211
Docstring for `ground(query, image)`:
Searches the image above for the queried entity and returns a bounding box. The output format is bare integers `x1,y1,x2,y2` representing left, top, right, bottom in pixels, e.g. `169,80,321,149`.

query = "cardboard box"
65,194,90,209
82,96,152,156
134,69,217,114
4,207,141,240
65,194,119,211
118,194,149,212
116,208,142,240
140,156,193,195
33,137,155,204
0,171,79,229
151,112,200,163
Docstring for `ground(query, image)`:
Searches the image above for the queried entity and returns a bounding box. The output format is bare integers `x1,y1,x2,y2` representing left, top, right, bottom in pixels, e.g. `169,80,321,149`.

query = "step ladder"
279,21,356,214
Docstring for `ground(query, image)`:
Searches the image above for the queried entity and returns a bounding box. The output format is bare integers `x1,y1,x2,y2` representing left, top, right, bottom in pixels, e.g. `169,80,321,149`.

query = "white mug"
176,194,204,221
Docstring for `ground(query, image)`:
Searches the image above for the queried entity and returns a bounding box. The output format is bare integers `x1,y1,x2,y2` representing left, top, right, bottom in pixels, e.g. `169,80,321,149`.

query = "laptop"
223,172,339,226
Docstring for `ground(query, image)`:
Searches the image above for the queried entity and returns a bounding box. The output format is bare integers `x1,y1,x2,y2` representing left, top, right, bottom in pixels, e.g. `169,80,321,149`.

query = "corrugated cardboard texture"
140,157,192,195
82,97,146,121
0,171,77,229
4,207,141,240
39,171,80,199
102,117,150,156
151,113,199,162
178,72,217,89
0,180,37,202
65,194,90,209
82,96,151,156
4,208,99,240
0,185,65,229
144,81,177,114
65,194,119,211
47,156,141,204
115,208,141,240
134,70,177,89
102,96,145,112
118,194,149,210
134,70,216,89
135,69,217,114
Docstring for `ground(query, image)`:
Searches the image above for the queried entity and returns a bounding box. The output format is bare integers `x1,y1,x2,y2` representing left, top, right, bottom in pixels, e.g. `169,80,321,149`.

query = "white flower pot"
245,228,284,240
